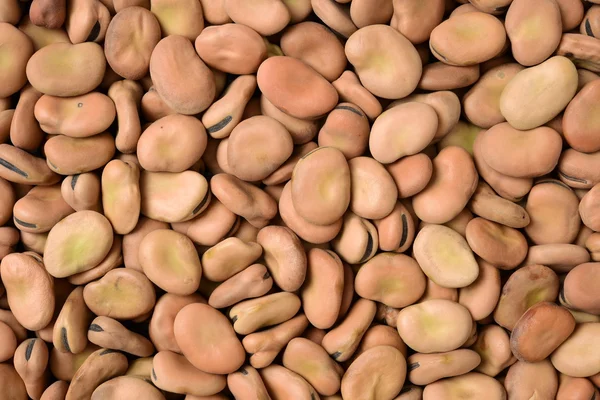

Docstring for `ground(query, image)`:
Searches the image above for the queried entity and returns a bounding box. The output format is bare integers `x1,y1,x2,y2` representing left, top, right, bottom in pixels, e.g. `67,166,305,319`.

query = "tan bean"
505,0,562,66
0,0,22,25
419,62,480,91
211,173,278,229
0,144,61,185
419,277,459,304
348,156,397,220
203,75,256,140
556,33,600,73
243,314,309,369
65,0,110,43
201,237,262,282
88,316,154,357
465,217,527,270
283,337,344,396
92,376,165,400
258,56,338,120
10,84,44,152
45,133,115,176
0,227,19,261
341,346,406,400
229,292,301,335
49,342,99,382
551,322,600,377
0,109,14,144
26,42,106,97
559,148,600,189
471,324,516,377
423,372,506,399
317,103,370,160
385,154,433,200
458,259,501,321
413,224,479,288
355,252,426,308
504,359,558,400
83,268,156,320
345,24,422,99
19,14,70,51
311,0,356,38
373,201,416,253
408,349,481,386
0,177,14,227
148,293,205,353
321,298,376,361
35,92,116,139
140,170,210,223
397,299,473,353
101,160,140,235
430,12,506,66
412,146,478,224
53,286,92,354
493,264,559,331
524,243,590,274
227,365,271,400
438,121,482,156
562,262,600,315
500,56,578,130
468,181,530,228
260,364,320,400
13,184,74,233
0,23,33,99
174,303,245,375
525,180,581,245
352,324,408,364
257,226,306,292
41,380,69,400
208,263,273,309
14,338,49,400
172,197,238,247
1,253,55,331
370,102,438,164
390,0,444,44
108,80,143,154
65,348,129,400
0,320,16,362
149,35,215,115
331,71,382,121
0,364,28,400
557,374,599,400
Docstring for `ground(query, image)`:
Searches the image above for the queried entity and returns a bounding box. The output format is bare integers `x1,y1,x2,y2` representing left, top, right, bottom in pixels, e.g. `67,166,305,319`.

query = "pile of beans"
1,0,600,398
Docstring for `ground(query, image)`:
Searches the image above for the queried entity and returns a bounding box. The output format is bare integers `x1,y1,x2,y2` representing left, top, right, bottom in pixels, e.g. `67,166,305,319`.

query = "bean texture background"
0,1,600,399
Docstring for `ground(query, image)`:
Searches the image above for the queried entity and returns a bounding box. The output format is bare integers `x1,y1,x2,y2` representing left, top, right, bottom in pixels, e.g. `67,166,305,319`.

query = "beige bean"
243,314,309,369
471,324,516,377
557,374,599,400
0,227,19,261
0,177,16,226
101,160,140,235
385,154,433,200
331,212,378,264
397,300,473,353
468,181,530,228
150,0,203,40
413,224,479,288
201,237,262,282
65,0,110,43
352,325,408,362
562,262,600,315
41,380,69,400
317,103,370,160
0,0,21,25
331,70,382,121
348,156,397,220
260,95,320,145
390,0,444,44
558,148,600,189
0,320,17,362
44,210,113,278
345,24,422,99
458,259,501,321
14,338,49,400
88,316,154,357
0,364,28,400
419,278,459,303
524,243,590,273
11,84,44,152
172,197,238,247
224,0,289,36
174,303,245,375
551,322,600,377
83,268,156,320
408,349,481,386
500,56,578,130
311,0,357,38
373,201,416,253
418,62,480,91
493,264,559,331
